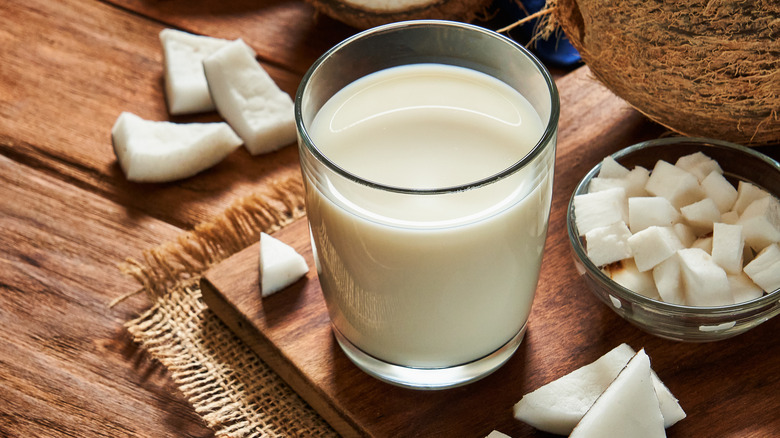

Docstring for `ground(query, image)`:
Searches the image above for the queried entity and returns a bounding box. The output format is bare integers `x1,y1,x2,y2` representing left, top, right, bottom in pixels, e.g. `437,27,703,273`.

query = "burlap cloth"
116,175,338,437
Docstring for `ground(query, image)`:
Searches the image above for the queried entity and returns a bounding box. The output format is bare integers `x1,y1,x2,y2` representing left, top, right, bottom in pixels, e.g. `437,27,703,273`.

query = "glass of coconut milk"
295,20,559,389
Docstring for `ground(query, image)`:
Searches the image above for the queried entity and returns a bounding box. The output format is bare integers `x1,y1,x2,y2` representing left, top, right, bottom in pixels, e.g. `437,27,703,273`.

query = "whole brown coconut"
547,0,779,146
306,0,493,30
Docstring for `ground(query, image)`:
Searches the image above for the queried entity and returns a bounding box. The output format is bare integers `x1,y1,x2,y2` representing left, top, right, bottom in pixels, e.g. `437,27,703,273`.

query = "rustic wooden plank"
199,67,780,437
0,154,212,437
0,0,306,229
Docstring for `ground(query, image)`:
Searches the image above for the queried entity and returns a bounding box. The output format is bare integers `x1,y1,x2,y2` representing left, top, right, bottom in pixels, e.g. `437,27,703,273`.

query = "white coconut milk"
305,63,553,368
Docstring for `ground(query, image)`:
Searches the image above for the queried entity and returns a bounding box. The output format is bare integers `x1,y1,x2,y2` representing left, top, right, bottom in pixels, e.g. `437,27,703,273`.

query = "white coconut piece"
573,187,628,236
111,111,242,183
569,349,666,438
628,226,684,272
588,166,650,198
259,232,309,297
203,39,296,155
677,248,734,306
599,155,630,178
672,223,697,248
607,259,661,299
711,223,744,274
628,196,681,233
513,343,684,436
701,171,738,213
645,160,704,209
680,197,721,234
743,243,780,293
160,29,251,115
585,221,633,267
484,431,511,438
733,181,770,215
653,256,686,305
728,272,764,303
738,196,780,252
675,151,722,182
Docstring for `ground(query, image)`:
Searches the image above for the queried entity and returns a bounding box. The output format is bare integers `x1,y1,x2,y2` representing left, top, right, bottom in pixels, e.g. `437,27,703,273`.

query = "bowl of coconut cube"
568,136,780,341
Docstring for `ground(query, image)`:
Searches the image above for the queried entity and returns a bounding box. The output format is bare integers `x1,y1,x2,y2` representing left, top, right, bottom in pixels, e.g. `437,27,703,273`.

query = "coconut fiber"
118,175,336,437
542,0,779,146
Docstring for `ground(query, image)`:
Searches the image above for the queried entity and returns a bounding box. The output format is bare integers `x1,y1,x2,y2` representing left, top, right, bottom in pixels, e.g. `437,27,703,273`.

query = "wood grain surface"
200,67,780,437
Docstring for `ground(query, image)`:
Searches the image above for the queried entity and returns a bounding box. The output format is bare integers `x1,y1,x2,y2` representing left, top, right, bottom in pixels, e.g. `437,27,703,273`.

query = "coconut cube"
728,272,764,303
677,248,734,306
738,196,780,252
599,155,630,179
680,198,721,234
675,151,722,182
733,181,770,215
585,221,633,267
701,171,738,213
573,187,628,236
711,223,744,274
744,243,780,293
627,226,684,272
672,223,697,247
203,39,297,155
628,196,681,233
653,256,686,305
607,259,661,299
589,166,650,198
645,160,705,209
485,431,511,438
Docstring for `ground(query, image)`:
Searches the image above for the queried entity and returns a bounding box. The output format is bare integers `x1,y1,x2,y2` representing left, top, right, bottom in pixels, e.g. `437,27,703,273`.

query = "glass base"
332,323,527,390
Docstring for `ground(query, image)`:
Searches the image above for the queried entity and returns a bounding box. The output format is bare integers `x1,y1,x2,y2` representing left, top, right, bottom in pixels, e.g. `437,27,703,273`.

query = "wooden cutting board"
200,67,780,437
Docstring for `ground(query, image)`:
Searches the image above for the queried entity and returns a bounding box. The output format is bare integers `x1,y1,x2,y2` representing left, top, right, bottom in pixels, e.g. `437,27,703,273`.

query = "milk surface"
305,63,554,367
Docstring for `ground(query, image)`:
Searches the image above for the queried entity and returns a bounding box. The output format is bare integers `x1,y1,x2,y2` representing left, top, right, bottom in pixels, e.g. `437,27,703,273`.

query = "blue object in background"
494,0,582,68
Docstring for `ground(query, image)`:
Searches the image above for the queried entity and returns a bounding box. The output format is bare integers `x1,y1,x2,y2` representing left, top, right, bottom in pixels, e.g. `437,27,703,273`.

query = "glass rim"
294,19,560,195
566,136,780,317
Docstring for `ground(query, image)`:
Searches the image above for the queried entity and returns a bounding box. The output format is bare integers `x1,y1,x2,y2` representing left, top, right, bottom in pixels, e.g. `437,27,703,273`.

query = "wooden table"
2,1,778,437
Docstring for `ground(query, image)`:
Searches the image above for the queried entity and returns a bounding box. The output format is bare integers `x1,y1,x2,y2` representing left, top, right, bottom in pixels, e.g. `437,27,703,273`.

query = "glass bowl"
567,137,780,341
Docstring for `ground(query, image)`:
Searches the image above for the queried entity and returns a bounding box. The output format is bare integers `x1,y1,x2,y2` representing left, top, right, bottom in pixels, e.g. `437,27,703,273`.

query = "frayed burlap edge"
118,175,338,438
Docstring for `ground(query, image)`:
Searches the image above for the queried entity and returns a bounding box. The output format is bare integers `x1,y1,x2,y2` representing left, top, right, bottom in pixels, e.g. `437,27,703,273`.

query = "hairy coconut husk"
541,0,779,146
307,0,493,30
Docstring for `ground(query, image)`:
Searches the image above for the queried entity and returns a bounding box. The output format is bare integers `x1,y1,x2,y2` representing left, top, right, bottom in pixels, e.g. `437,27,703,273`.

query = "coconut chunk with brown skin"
606,259,661,300
744,243,780,293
